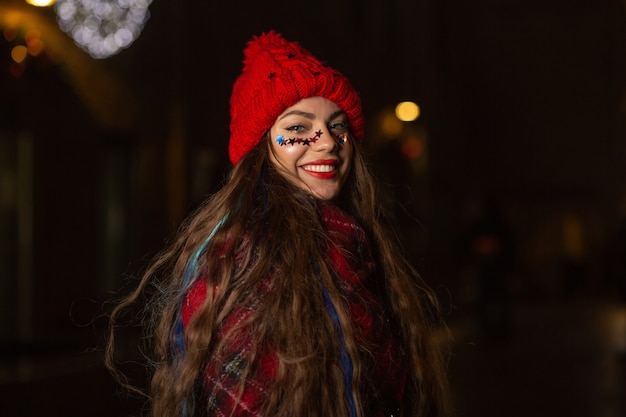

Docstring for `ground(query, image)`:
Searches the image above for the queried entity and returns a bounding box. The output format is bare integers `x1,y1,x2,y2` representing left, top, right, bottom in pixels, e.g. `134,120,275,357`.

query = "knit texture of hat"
228,31,364,164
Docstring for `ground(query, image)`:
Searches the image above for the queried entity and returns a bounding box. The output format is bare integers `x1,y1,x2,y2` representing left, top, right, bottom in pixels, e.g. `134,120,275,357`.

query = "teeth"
304,165,335,173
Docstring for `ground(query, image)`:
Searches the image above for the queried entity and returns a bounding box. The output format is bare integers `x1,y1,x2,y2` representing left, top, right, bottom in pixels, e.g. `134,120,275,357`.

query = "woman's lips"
300,159,339,179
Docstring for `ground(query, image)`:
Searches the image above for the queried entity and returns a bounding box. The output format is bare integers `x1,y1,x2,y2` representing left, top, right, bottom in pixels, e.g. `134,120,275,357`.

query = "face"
268,96,353,201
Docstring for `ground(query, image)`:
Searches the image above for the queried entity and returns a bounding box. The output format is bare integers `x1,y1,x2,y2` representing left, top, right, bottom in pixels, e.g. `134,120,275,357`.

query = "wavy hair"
106,134,449,417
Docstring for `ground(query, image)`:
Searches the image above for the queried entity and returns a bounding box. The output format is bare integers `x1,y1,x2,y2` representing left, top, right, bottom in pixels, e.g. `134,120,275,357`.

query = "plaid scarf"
182,203,406,416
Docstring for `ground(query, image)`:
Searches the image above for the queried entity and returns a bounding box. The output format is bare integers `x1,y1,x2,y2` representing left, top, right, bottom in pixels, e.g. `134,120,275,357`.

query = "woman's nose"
311,127,338,152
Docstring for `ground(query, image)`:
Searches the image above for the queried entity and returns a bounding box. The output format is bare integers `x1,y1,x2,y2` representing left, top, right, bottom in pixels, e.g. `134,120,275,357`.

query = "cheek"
270,141,305,169
339,143,354,170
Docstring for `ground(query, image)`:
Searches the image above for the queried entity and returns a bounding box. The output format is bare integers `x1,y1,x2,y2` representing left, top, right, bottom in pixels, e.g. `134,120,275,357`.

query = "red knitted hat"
228,31,364,164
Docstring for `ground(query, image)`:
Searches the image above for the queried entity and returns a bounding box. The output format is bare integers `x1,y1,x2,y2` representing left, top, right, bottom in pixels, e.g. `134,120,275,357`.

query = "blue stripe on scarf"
173,215,228,417
323,288,357,417
174,214,229,355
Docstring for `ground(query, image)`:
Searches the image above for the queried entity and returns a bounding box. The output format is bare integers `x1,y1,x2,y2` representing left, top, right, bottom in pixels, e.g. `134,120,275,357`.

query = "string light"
54,0,152,59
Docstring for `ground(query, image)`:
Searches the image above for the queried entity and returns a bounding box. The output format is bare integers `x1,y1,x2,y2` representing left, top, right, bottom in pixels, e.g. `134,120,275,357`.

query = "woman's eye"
286,124,306,133
329,121,349,133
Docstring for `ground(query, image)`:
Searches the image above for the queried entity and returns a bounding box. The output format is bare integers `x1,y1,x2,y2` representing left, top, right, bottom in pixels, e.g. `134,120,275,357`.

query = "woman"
107,31,449,417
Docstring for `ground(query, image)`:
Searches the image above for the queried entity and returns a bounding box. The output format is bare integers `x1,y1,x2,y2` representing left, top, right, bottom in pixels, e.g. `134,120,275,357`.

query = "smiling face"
268,96,354,201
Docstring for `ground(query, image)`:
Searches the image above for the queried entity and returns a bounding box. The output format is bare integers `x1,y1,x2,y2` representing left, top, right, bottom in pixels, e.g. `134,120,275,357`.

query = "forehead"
277,97,343,119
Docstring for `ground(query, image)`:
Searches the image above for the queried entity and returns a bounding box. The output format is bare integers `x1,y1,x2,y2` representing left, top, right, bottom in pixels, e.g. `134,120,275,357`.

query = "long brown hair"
106,135,449,417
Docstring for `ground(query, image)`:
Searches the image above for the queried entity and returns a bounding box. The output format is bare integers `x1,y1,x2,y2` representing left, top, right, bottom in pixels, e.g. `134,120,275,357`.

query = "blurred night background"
2,0,626,415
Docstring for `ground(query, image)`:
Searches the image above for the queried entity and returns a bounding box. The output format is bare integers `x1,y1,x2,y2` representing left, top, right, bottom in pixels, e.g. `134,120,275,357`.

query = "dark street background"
2,0,626,415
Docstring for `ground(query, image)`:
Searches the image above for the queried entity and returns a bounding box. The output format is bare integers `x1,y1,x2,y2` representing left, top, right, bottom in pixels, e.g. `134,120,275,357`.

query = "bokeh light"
4,27,18,42
381,111,403,137
11,45,28,63
395,101,420,122
54,0,152,59
401,137,425,160
25,0,57,6
25,29,44,56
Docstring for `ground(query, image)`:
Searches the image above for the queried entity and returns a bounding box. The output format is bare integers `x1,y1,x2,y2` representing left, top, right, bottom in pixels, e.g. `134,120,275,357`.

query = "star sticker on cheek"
309,130,323,143
288,138,296,146
276,135,286,146
302,138,311,146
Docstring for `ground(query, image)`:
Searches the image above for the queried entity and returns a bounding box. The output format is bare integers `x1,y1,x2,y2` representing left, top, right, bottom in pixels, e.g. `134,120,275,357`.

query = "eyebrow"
327,110,346,123
278,110,315,121
278,109,346,122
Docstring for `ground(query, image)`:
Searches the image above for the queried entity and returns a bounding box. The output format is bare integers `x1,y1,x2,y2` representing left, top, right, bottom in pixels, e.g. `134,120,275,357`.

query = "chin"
312,190,340,201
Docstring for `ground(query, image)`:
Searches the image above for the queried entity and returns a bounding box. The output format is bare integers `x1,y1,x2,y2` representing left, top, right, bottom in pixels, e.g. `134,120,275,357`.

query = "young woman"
107,31,449,417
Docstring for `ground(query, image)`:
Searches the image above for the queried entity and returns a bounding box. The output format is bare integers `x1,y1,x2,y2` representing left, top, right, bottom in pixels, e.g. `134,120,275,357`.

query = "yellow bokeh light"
2,11,23,28
381,112,403,137
11,45,28,63
25,0,56,6
395,101,421,122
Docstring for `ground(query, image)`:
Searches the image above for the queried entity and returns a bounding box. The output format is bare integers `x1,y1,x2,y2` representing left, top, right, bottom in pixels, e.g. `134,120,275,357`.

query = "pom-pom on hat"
228,31,364,164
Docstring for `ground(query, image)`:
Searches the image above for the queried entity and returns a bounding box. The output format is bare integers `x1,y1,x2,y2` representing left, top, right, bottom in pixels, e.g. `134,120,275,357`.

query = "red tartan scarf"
182,203,407,417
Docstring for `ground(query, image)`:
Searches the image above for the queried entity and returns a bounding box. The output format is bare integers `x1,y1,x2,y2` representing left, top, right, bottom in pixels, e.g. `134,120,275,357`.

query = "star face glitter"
275,130,347,147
